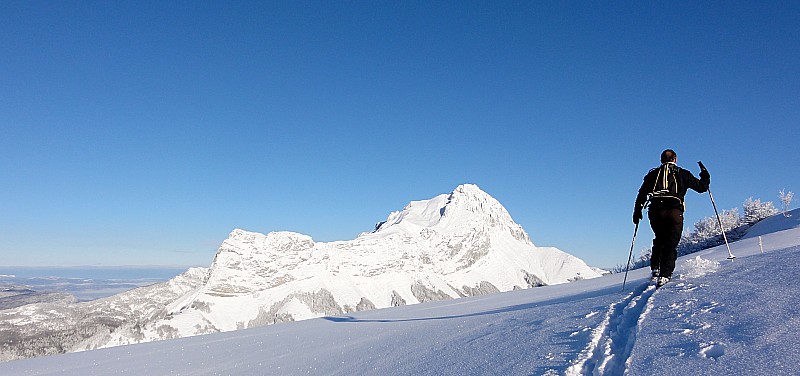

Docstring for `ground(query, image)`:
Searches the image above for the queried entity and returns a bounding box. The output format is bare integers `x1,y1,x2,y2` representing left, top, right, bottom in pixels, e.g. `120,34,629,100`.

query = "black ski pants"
648,207,684,278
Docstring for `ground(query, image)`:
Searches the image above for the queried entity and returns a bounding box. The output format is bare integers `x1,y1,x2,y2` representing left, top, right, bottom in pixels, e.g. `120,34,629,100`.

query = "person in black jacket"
633,149,710,286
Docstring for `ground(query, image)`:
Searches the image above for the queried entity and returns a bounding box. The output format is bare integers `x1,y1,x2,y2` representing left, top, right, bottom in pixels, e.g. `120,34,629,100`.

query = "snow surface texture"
0,184,600,360
2,210,799,375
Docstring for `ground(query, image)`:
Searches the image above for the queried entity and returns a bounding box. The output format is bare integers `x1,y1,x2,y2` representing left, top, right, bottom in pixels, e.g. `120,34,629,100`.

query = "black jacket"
635,163,710,212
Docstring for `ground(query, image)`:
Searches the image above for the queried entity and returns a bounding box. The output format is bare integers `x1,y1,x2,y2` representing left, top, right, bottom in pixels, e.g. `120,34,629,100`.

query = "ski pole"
623,194,653,291
622,222,639,292
698,161,736,260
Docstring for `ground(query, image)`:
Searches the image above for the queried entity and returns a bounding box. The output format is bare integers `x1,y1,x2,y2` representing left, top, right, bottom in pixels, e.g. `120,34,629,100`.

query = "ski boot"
650,269,660,283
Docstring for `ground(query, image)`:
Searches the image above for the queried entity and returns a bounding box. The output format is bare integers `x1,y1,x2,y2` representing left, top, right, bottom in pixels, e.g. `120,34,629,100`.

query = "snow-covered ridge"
0,184,601,360
115,184,601,342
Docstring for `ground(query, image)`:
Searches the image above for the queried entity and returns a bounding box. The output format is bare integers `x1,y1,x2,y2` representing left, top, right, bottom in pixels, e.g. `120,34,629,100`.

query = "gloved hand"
698,161,710,179
633,209,643,225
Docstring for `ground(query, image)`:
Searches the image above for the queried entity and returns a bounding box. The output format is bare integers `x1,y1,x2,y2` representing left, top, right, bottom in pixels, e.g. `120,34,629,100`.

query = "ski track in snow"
567,282,657,376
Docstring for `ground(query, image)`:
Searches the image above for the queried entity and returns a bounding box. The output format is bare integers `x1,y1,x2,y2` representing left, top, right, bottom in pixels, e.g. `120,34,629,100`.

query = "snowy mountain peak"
443,184,499,216
449,183,492,201
373,184,532,245
4,184,600,354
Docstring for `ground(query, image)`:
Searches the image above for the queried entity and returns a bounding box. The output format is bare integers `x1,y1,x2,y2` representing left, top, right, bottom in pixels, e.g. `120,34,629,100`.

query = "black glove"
698,161,710,179
633,209,643,225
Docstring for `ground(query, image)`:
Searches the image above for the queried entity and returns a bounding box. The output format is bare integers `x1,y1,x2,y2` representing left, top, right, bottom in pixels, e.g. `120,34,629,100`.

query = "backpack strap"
651,164,663,194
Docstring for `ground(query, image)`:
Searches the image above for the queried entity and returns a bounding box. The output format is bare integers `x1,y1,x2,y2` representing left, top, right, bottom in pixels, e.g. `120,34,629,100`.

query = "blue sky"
2,1,798,268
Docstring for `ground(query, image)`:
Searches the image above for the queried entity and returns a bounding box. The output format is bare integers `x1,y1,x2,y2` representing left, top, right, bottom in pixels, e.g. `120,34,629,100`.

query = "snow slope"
741,208,800,239
2,212,798,375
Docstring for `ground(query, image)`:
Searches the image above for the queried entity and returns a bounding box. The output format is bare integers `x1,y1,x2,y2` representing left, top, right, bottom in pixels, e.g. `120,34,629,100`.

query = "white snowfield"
2,210,798,375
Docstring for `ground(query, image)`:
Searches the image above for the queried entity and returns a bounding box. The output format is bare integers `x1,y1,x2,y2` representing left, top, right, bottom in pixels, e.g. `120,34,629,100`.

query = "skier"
633,149,710,287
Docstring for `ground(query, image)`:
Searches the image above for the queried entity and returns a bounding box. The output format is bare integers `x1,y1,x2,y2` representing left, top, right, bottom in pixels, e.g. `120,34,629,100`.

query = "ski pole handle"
697,161,707,172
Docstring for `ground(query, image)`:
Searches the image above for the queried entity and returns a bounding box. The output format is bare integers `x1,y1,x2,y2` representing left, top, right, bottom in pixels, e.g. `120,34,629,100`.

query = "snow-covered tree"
681,208,741,252
779,189,793,217
742,197,779,225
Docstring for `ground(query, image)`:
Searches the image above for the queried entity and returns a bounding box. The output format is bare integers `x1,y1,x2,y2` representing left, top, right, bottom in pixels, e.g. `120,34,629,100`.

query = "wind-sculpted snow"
0,184,601,361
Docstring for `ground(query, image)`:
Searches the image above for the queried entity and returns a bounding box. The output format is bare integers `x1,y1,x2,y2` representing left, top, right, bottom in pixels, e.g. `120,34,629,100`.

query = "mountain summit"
19,184,603,351
373,184,531,245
